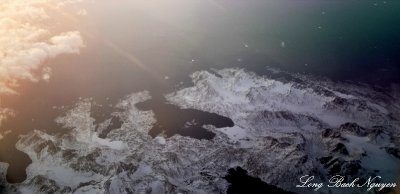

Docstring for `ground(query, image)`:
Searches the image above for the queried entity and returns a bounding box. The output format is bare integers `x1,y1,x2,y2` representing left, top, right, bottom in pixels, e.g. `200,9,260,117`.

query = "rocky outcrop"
1,69,399,194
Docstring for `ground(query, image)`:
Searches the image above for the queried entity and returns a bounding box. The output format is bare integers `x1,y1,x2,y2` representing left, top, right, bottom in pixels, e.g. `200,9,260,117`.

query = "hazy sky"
1,0,399,101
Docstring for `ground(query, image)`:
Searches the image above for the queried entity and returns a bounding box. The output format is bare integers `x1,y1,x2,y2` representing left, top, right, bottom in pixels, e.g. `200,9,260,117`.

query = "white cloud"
77,9,88,16
0,0,85,95
0,107,14,129
42,66,52,81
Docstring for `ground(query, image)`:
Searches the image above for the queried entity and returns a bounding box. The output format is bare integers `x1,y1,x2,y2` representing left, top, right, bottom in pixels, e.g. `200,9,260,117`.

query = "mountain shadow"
224,167,296,194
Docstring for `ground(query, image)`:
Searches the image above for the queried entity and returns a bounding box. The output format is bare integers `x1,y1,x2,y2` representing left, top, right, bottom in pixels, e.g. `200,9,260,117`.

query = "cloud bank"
0,0,85,95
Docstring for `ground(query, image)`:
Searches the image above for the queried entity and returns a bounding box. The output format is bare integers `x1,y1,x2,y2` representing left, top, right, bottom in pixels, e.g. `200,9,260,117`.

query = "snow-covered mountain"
1,68,399,194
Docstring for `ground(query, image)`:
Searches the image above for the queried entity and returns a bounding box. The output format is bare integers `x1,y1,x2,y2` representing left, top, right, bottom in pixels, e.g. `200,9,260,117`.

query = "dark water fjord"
136,97,234,139
1,0,399,184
